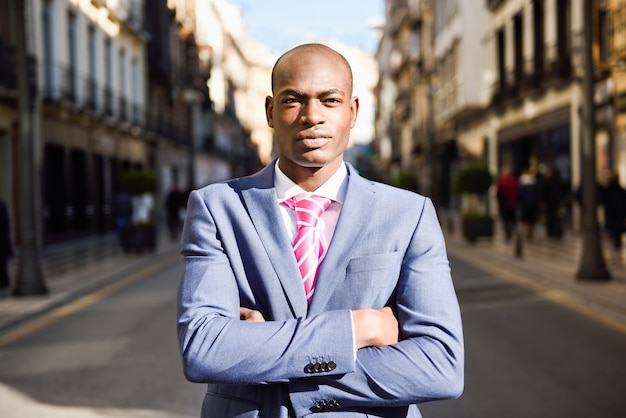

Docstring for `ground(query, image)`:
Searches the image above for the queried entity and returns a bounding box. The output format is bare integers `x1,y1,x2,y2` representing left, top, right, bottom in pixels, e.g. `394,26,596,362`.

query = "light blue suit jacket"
177,162,464,418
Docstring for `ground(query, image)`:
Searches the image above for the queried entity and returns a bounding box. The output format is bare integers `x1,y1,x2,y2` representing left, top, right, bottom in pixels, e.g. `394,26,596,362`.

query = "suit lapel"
309,165,377,315
238,163,308,318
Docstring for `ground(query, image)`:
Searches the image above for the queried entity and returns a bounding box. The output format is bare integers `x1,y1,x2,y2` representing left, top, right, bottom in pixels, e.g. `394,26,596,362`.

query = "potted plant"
119,168,157,252
453,164,494,243
392,172,419,192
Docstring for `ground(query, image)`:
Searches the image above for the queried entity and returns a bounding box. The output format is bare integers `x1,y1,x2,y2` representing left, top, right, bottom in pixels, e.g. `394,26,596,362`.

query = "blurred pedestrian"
601,171,626,249
517,168,541,241
496,164,519,242
0,198,13,296
542,165,564,238
113,189,133,244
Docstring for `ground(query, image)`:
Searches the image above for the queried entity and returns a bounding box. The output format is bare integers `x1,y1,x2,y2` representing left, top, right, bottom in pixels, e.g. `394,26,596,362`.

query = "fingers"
353,307,399,349
239,307,266,322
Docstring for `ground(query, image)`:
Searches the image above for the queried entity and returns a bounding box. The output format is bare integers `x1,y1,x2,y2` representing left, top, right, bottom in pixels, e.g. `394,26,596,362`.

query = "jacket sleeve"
177,189,357,384
288,198,464,416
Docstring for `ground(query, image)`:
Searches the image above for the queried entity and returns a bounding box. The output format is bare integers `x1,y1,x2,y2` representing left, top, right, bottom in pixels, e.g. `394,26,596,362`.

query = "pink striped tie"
284,193,332,303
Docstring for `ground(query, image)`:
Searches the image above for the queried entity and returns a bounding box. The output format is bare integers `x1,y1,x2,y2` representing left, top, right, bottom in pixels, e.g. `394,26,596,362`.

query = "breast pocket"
338,252,403,308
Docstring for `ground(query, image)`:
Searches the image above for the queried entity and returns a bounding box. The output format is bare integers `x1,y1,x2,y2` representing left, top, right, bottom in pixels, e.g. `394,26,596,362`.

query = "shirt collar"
275,160,348,204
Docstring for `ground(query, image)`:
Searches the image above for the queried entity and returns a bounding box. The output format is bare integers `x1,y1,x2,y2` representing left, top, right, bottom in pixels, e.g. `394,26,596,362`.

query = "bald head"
271,43,354,95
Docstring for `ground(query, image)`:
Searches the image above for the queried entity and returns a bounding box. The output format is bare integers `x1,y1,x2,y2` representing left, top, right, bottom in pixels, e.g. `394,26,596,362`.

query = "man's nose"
300,100,325,126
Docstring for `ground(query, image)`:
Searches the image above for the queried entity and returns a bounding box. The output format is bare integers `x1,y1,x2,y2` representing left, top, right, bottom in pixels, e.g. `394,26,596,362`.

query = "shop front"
41,115,151,244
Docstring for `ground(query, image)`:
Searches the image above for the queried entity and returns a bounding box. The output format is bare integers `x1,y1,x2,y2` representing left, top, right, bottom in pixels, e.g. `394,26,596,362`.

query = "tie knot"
285,193,332,227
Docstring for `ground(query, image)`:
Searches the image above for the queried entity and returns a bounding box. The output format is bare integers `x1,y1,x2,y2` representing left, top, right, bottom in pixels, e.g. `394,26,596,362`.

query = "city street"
0,251,625,417
0,258,206,418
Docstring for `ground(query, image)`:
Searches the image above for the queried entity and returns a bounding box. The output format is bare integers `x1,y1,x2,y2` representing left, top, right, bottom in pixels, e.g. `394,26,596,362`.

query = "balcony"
0,41,37,99
131,103,142,126
103,86,115,117
38,63,144,130
83,77,97,112
118,96,128,121
0,43,17,92
548,52,573,80
60,66,77,103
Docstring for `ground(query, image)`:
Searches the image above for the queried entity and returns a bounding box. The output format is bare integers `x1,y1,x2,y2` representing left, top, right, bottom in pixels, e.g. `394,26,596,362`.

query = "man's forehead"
275,61,350,90
271,44,353,95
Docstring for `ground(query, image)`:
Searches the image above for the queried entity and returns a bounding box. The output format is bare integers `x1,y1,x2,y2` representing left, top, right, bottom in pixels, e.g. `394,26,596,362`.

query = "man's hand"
240,307,265,322
352,307,399,349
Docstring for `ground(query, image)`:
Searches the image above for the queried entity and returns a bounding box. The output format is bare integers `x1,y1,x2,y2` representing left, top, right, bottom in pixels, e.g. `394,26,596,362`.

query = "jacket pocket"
202,390,260,418
346,252,402,274
332,252,402,309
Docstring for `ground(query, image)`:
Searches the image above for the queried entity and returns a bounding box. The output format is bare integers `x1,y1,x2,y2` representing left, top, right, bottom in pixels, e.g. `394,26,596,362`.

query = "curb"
0,240,180,335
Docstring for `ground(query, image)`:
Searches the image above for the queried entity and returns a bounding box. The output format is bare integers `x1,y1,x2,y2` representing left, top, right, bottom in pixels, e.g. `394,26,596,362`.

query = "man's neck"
278,159,343,192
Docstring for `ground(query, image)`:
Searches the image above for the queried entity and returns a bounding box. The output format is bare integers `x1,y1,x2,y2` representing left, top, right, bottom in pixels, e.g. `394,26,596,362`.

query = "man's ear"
265,96,274,128
350,96,360,129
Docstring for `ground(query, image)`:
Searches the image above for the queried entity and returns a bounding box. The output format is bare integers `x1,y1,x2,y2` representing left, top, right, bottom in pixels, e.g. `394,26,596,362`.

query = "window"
496,28,506,93
599,7,610,64
118,47,126,119
514,12,524,89
43,0,55,99
131,56,140,124
533,0,545,76
67,10,77,102
104,38,113,116
86,25,97,110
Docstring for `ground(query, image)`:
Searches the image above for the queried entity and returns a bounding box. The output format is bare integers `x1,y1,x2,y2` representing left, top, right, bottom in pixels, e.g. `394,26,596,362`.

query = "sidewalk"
0,231,181,333
444,223,626,331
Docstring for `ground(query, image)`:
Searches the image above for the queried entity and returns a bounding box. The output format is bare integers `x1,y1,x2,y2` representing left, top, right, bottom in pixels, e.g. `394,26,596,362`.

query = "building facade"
0,0,262,253
375,0,624,233
1,0,153,244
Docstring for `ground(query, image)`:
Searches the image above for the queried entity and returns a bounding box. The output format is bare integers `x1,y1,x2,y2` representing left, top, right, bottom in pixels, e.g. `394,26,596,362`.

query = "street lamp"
575,0,611,281
10,0,47,295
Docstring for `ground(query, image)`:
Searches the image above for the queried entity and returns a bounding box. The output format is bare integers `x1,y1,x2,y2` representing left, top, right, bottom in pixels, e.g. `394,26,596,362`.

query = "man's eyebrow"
279,88,306,97
319,88,345,97
279,88,346,98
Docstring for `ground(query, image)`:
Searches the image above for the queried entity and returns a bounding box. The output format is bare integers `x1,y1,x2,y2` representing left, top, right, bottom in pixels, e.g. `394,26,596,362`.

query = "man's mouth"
299,135,331,149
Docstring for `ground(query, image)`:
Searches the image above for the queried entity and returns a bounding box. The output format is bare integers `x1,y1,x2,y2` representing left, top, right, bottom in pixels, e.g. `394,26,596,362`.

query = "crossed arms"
241,306,399,349
177,187,464,414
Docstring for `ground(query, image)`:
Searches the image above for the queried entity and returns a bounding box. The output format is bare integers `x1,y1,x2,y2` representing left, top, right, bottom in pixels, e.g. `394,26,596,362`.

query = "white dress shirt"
275,160,348,250
274,160,356,356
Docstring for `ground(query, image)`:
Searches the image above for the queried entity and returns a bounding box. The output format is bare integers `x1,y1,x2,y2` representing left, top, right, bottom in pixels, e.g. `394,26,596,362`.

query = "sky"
228,0,385,56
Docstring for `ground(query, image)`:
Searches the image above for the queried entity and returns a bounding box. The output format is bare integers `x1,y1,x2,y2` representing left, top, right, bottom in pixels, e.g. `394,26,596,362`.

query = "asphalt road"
421,255,626,418
0,253,625,417
0,259,205,418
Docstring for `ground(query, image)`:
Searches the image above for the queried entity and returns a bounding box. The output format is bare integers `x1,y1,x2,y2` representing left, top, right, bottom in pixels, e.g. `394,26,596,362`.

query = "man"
0,198,13,295
496,164,519,242
601,171,626,249
177,43,464,418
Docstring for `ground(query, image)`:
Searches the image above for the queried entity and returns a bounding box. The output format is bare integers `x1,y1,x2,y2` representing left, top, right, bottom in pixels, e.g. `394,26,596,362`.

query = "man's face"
265,47,359,175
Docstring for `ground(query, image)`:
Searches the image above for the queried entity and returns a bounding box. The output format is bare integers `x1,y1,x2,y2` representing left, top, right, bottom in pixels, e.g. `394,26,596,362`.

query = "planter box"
462,216,494,243
121,224,157,253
